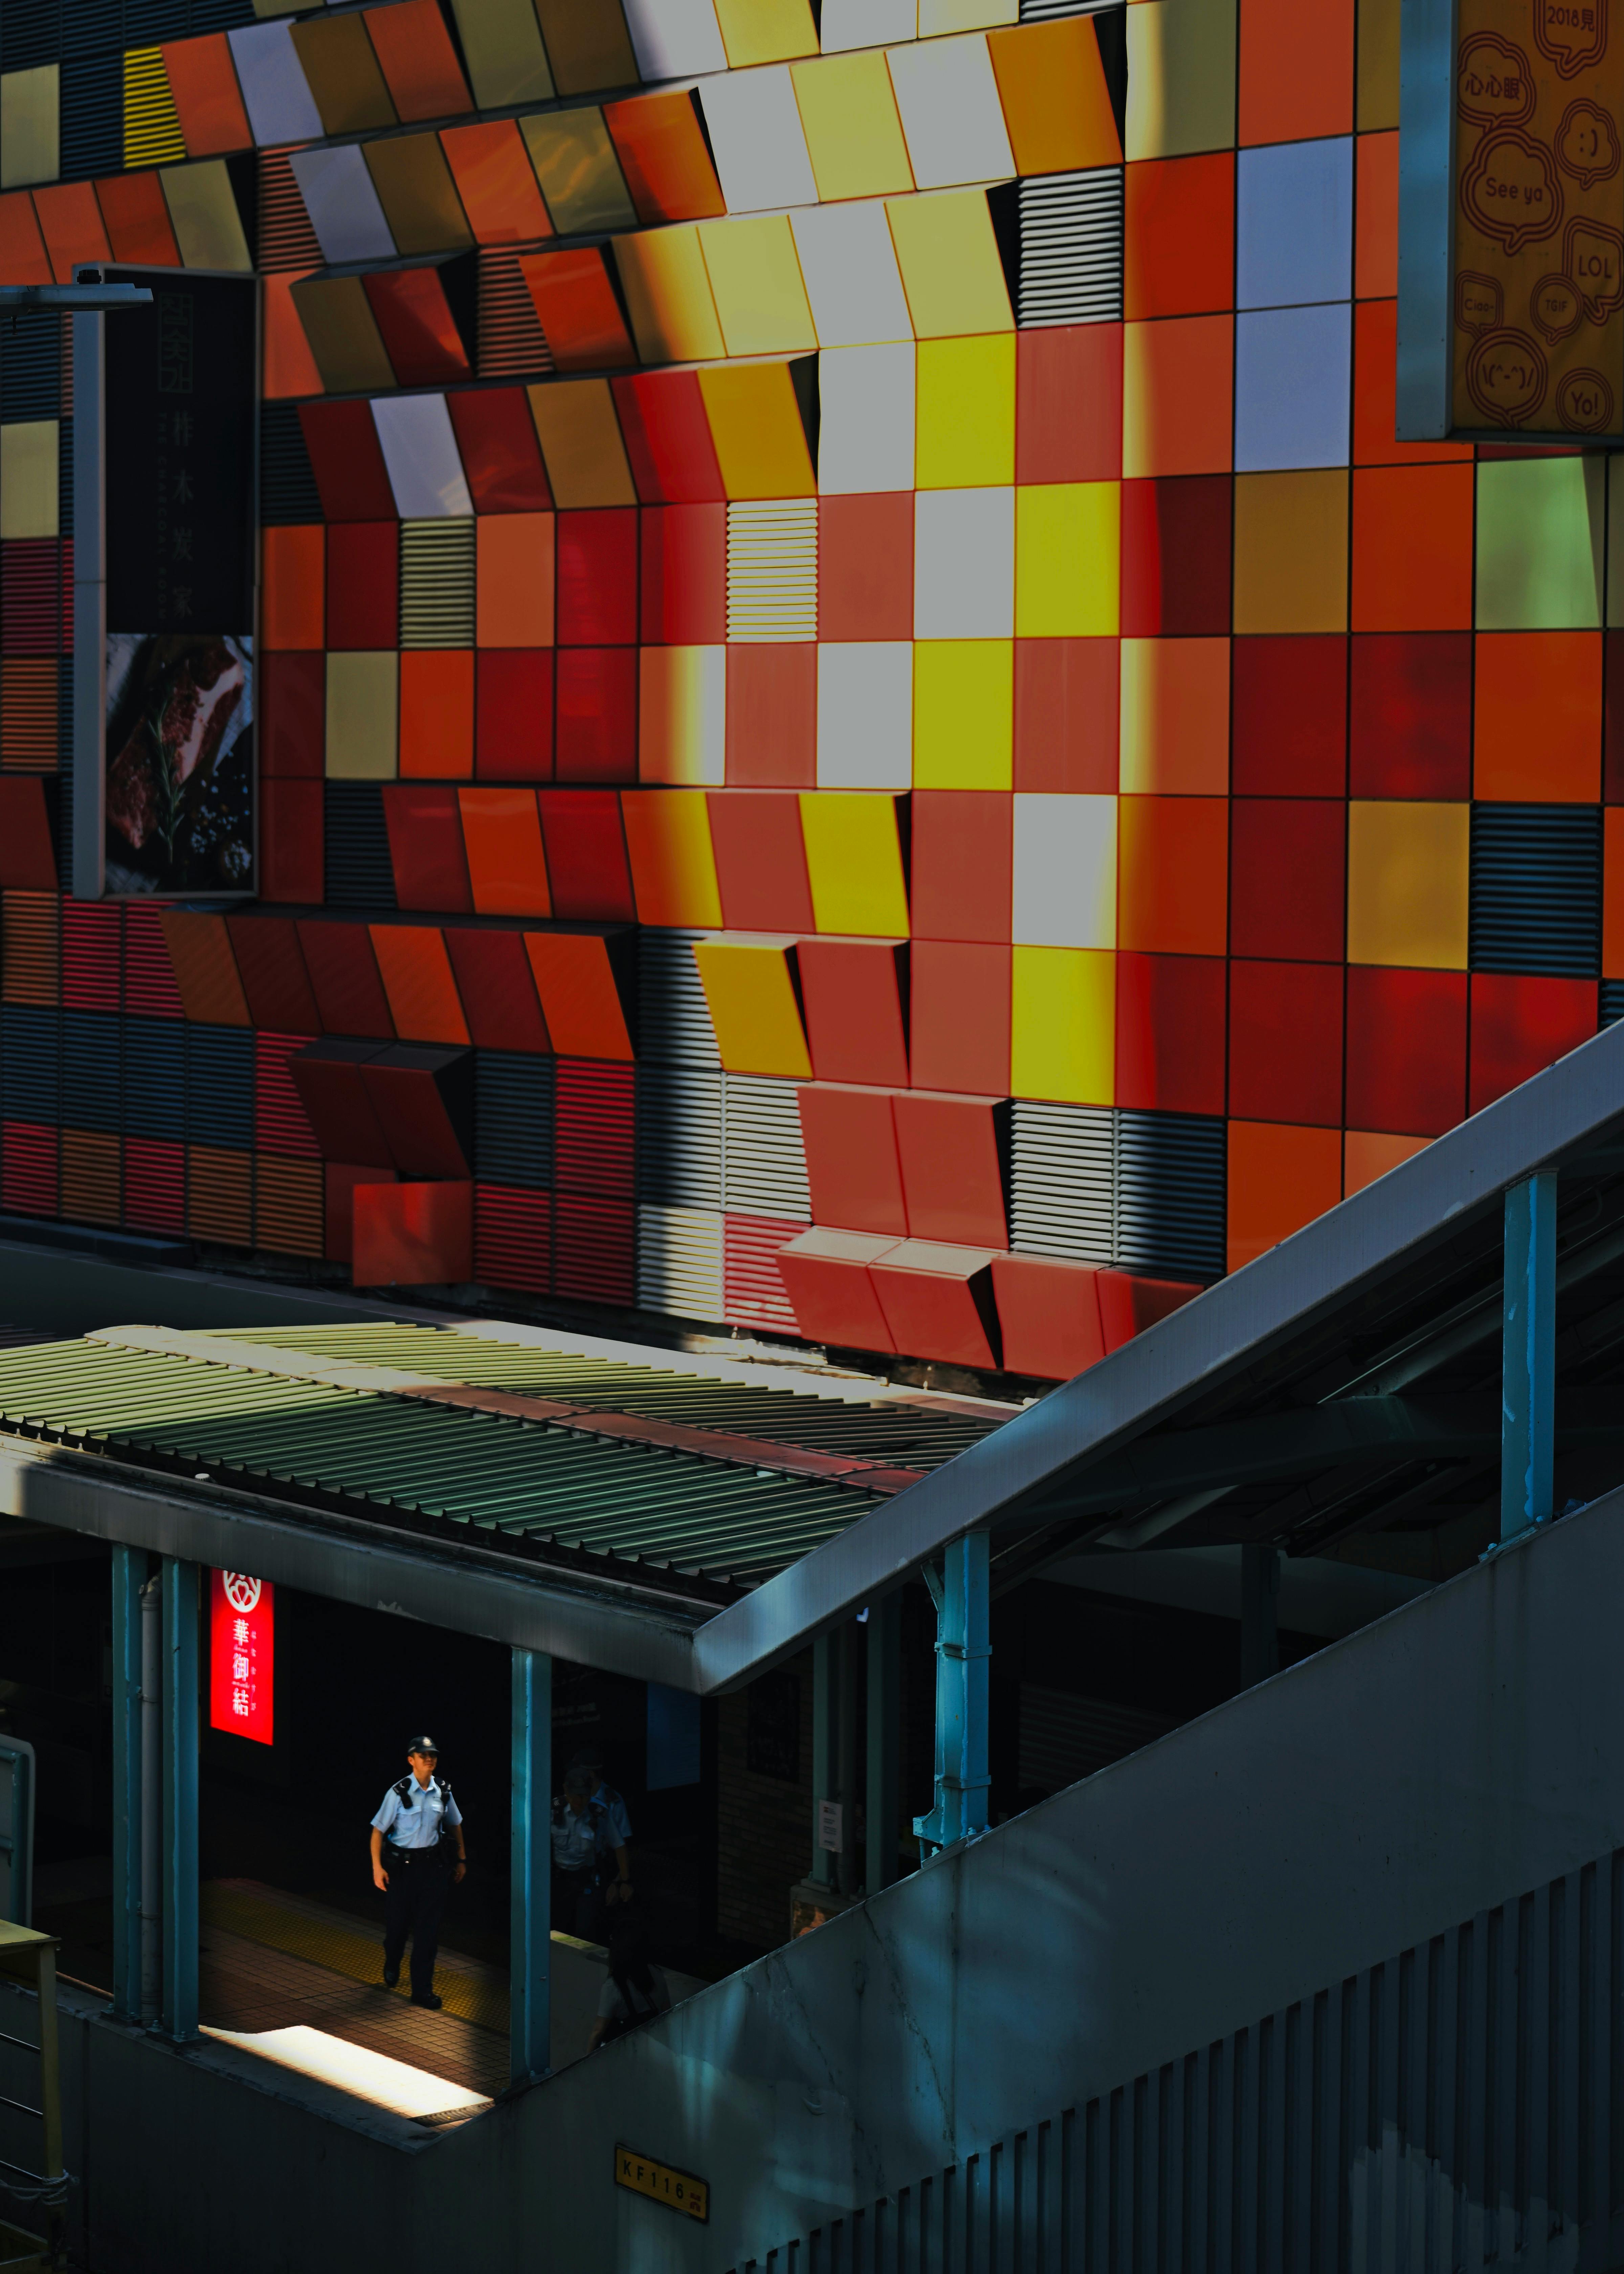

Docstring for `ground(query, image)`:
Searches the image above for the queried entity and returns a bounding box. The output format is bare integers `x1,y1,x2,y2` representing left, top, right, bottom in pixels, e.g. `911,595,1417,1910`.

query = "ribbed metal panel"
123,1015,184,1140
122,44,184,166
1009,1100,1114,1265
637,929,720,1068
399,520,476,649
554,1059,633,1196
323,785,397,913
475,1051,554,1189
723,1213,802,1336
122,902,182,1017
58,47,122,179
476,248,553,381
1,1122,57,1217
125,0,187,38
252,1154,323,1257
56,416,71,549
257,150,323,273
0,313,61,421
1021,0,1119,15
61,898,119,1010
254,1032,319,1159
184,1023,253,1149
637,1062,723,1209
1469,803,1603,979
260,403,324,527
122,1135,184,1232
723,1074,809,1222
188,0,255,33
1601,979,1624,1027
731,1846,1624,2274
1016,167,1124,326
636,1202,724,1320
2,891,58,1005
1,1005,56,1123
61,1009,120,1133
0,0,59,69
187,1143,252,1246
554,1192,634,1305
1115,1109,1225,1281
474,1183,551,1293
1,659,62,771
726,500,818,642
0,542,64,657
60,1126,120,1225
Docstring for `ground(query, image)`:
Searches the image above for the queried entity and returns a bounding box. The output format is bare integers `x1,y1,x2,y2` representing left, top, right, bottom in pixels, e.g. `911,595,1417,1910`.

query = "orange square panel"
364,0,473,121
1117,796,1228,955
458,787,550,915
440,120,552,245
990,1253,1106,1380
162,32,253,153
352,1179,472,1287
369,924,471,1044
95,174,181,265
1474,633,1601,802
524,931,635,1059
1350,462,1474,631
1123,315,1234,480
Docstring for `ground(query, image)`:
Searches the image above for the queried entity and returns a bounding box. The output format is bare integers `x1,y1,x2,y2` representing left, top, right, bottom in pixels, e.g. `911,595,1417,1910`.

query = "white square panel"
372,395,474,519
1012,793,1118,949
290,145,396,265
622,0,729,77
818,344,915,493
699,64,819,212
914,488,1014,637
229,22,324,148
792,200,914,346
821,0,916,48
817,643,914,786
887,34,1013,189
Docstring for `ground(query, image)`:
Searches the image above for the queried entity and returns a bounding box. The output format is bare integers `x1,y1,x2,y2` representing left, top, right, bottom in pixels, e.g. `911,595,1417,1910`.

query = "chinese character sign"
101,270,256,894
209,1570,274,1746
1452,0,1624,434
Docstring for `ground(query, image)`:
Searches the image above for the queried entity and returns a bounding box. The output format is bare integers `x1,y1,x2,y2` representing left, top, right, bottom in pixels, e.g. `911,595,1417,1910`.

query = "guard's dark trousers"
383,1847,450,2000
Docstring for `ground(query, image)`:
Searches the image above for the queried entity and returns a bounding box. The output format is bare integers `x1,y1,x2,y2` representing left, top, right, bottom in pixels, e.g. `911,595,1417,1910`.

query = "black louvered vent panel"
1,1006,58,1123
0,0,60,66
1601,979,1624,1027
257,151,322,271
1115,1109,1226,1282
123,1016,184,1139
323,786,397,913
61,1009,120,1132
184,1023,253,1149
59,48,122,179
1469,803,1602,978
124,0,185,39
260,403,322,526
1015,168,1124,326
475,1051,554,1188
476,248,553,381
0,314,61,421
637,1063,723,1210
637,930,719,1067
188,0,253,30
1009,1100,1114,1264
56,416,71,541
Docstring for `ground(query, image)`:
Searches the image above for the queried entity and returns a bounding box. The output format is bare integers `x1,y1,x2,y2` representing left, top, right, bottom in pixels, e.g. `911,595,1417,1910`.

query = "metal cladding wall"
3,0,1624,1375
38,1480,1624,2274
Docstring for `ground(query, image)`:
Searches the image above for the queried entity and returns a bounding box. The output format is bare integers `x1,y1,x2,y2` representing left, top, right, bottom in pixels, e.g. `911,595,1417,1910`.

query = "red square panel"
640,504,725,643
797,938,910,1086
476,649,555,780
326,522,399,650
776,1227,898,1351
1016,323,1122,483
1468,974,1597,1114
555,509,638,645
446,386,552,511
1344,966,1466,1136
1096,1270,1201,1350
297,921,396,1037
1349,633,1473,799
1232,636,1347,795
260,652,324,778
909,941,1010,1096
537,790,635,920
818,493,913,643
1228,959,1343,1125
910,791,1012,943
1114,952,1226,1113
707,789,816,930
798,1084,907,1235
611,369,725,503
726,646,817,787
298,400,396,521
891,1091,1007,1247
261,781,324,904
1229,800,1346,961
1014,640,1118,792
555,648,637,780
1120,478,1232,637
990,1253,1106,1379
382,785,473,913
868,1241,1001,1371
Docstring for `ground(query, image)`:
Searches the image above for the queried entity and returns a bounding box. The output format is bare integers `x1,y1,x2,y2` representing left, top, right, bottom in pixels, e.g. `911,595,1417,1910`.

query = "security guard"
369,1736,466,2009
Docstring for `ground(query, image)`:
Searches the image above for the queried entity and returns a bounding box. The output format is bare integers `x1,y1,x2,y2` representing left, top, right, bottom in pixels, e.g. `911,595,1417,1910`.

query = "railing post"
1503,1171,1557,1541
913,1532,990,1856
510,1646,552,2086
159,1558,198,2041
109,1547,143,2018
865,1594,902,1894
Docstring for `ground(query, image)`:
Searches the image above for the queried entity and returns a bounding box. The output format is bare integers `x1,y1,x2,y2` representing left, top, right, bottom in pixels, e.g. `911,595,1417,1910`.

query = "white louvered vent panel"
1017,168,1124,327
638,930,721,1068
723,1073,810,1222
726,500,818,642
399,519,476,648
636,1204,726,1320
1008,1099,1114,1265
1021,0,1119,16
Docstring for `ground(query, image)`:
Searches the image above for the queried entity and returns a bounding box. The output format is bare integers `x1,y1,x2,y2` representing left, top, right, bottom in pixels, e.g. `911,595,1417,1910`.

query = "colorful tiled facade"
0,0,1619,1379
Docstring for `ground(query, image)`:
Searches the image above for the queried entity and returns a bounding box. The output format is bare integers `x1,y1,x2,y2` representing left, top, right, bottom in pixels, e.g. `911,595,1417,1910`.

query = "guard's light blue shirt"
594,1781,632,1848
372,1774,462,1850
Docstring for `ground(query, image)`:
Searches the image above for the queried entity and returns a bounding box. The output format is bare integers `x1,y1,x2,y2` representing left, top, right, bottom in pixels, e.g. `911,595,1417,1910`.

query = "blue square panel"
1234,303,1352,471
1237,137,1354,309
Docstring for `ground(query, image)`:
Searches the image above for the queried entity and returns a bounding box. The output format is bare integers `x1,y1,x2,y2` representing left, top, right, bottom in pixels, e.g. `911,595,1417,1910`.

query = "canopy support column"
510,1646,552,2085
810,1631,839,1890
865,1593,902,1895
1503,1171,1557,1542
913,1533,990,1857
159,1558,198,2042
109,1547,143,2019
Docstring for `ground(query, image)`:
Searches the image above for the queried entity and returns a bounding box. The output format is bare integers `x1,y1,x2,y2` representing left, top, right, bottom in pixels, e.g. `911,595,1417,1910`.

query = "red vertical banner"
209,1570,275,1745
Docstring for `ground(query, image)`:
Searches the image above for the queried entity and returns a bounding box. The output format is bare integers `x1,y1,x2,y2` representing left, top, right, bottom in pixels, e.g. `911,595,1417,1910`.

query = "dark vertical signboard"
100,268,257,894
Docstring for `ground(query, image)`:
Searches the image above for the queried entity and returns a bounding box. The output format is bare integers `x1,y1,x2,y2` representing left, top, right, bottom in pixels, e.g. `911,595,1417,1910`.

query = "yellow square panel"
692,937,813,1077
521,109,637,236
527,380,636,507
799,792,911,934
713,0,817,65
1015,483,1120,637
698,214,817,356
913,641,1013,788
325,653,398,779
916,335,1014,487
161,160,252,270
1345,802,1469,970
886,189,1012,337
0,422,58,541
445,0,554,107
615,225,725,365
1010,945,1114,1104
0,66,59,189
791,52,913,201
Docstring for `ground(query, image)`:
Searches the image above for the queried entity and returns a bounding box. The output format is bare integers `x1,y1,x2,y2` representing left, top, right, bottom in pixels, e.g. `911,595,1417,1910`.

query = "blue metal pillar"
1503,1171,1557,1542
913,1532,990,1856
159,1558,198,2041
865,1593,902,1893
109,1547,144,2019
510,1647,551,2085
